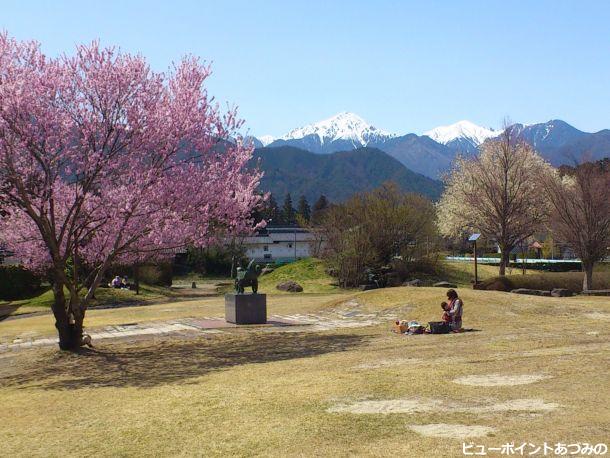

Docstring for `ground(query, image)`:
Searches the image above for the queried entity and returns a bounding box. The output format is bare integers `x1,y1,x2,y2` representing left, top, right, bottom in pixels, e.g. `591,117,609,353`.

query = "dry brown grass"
440,260,536,285
0,287,609,457
480,270,610,292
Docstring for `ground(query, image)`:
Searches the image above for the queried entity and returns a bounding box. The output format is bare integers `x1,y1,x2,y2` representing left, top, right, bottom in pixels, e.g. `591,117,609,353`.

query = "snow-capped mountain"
282,112,394,145
267,112,395,154
258,135,275,147
424,120,498,154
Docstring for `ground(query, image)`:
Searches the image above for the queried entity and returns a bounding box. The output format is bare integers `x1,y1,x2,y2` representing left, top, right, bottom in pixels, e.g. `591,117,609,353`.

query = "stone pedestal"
225,293,267,324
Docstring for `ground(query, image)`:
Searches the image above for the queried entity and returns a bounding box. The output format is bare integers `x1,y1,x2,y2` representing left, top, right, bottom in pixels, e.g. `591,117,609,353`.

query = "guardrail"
446,256,581,264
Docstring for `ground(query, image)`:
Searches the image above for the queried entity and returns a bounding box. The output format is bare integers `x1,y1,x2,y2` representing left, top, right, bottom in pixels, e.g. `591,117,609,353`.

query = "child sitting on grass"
441,301,452,324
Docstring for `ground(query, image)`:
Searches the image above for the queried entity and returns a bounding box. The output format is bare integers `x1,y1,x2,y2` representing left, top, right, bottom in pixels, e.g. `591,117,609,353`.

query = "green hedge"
0,266,42,300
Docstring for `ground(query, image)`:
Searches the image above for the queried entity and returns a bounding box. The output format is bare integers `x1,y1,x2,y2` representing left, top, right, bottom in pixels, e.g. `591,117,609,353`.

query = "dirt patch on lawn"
471,399,559,413
583,312,610,321
328,399,439,414
408,423,495,439
355,357,422,369
518,342,610,358
327,398,559,415
341,299,361,308
453,374,549,386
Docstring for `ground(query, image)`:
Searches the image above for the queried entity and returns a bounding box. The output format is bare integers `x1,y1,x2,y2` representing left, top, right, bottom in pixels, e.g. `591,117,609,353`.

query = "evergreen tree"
297,195,311,222
282,193,295,225
311,194,329,223
264,194,282,225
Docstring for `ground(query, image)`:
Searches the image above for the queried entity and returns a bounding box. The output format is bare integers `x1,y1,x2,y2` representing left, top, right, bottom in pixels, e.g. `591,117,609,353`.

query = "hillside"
369,133,455,178
251,146,443,202
495,120,610,165
257,258,339,293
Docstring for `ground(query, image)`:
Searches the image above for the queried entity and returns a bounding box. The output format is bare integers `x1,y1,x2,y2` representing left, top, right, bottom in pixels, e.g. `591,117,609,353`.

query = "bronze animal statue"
232,258,262,294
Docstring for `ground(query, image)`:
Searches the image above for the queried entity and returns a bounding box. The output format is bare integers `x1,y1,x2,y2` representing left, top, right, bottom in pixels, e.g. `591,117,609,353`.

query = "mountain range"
252,113,610,179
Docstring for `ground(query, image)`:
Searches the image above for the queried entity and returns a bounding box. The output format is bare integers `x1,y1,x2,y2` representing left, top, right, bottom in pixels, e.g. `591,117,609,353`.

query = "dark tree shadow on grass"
1,332,370,390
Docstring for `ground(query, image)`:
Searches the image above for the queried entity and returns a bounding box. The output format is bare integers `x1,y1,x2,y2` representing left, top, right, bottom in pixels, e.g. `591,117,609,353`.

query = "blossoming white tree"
436,130,551,275
0,34,262,350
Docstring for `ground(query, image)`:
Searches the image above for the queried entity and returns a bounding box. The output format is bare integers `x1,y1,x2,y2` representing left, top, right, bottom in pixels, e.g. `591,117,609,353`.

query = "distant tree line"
254,193,329,226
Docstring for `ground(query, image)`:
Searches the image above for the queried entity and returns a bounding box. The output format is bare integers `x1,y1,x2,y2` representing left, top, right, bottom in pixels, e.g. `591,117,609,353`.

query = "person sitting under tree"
111,276,122,289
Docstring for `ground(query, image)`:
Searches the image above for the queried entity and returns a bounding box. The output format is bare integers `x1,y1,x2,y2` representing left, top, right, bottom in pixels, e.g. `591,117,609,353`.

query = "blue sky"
2,0,609,136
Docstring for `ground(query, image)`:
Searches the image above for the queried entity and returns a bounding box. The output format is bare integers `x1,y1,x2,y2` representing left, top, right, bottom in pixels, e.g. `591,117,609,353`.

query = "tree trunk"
50,267,85,352
50,276,81,350
51,277,72,351
498,249,510,276
582,261,594,292
67,287,85,351
134,264,140,295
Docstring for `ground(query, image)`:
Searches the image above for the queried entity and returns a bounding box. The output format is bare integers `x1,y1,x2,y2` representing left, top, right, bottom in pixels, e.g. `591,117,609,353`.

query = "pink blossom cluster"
0,33,262,278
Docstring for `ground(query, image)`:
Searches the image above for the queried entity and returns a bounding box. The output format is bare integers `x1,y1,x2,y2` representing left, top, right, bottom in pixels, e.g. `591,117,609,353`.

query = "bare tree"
540,160,610,291
437,130,552,275
299,220,327,258
319,183,437,287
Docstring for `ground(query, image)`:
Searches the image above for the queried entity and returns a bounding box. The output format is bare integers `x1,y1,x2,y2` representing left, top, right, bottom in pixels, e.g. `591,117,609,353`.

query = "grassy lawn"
438,260,533,286
0,285,608,457
4,257,604,319
0,292,351,343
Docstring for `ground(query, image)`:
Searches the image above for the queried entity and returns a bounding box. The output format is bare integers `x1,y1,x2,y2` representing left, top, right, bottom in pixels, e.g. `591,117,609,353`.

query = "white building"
242,227,319,263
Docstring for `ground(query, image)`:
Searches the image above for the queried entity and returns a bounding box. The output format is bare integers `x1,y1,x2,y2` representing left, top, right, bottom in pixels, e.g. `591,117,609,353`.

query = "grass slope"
395,260,535,289
439,261,610,292
258,258,341,294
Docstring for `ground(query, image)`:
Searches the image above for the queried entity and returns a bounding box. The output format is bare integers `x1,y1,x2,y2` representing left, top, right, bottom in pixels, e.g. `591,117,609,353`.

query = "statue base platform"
225,293,267,324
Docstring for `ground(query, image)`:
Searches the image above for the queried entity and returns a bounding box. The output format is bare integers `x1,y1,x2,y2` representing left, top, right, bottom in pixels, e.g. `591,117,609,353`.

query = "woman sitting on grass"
446,289,463,332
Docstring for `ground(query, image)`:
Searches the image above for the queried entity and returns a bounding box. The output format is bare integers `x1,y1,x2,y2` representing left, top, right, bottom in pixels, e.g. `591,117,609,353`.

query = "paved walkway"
0,308,398,352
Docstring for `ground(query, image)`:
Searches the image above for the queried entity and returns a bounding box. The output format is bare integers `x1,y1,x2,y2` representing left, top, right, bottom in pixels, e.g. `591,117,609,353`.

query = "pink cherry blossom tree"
0,33,263,351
